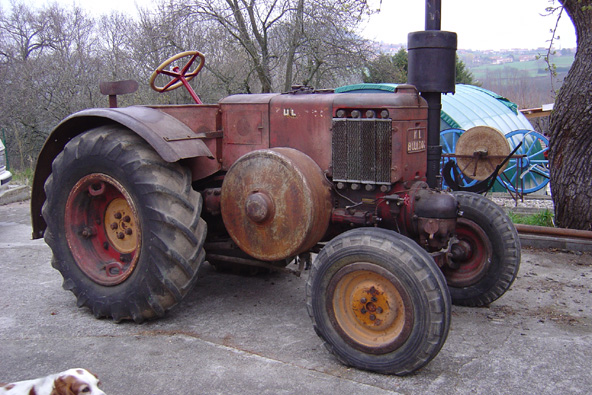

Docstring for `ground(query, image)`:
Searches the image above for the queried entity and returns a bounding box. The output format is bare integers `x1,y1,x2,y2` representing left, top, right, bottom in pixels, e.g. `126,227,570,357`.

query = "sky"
0,0,578,51
363,0,577,50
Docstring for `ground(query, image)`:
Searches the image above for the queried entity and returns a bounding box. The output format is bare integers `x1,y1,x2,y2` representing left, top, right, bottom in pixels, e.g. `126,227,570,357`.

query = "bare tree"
0,4,101,170
182,0,374,92
0,0,377,172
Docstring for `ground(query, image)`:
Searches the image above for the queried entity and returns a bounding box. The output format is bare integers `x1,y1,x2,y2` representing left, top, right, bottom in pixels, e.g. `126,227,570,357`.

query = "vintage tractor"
30,47,520,375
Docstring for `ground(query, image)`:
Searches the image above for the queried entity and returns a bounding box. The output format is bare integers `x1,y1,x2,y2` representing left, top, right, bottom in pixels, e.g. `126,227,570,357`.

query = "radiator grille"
332,119,392,184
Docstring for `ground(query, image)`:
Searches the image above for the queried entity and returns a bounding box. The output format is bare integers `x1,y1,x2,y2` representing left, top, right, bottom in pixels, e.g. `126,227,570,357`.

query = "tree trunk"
284,0,304,92
548,0,592,230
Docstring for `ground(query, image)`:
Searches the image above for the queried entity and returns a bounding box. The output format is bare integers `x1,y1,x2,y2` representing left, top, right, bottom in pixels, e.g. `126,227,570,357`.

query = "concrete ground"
1,200,591,394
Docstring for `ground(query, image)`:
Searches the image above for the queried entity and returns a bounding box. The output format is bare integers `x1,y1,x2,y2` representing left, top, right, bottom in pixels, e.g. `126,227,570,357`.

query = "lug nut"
360,298,367,304
110,222,118,230
123,215,131,223
369,314,376,321
377,307,383,314
361,308,367,314
114,212,122,219
125,228,133,235
117,232,125,239
371,297,378,302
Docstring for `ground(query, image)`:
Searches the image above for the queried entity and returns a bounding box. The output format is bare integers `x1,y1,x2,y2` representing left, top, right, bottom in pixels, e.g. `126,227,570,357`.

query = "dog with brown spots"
0,368,105,395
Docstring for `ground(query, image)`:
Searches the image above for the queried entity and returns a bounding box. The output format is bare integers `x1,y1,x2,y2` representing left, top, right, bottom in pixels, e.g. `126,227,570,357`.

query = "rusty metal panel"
219,94,278,169
154,105,223,181
106,106,214,161
269,93,335,172
391,120,428,183
220,105,270,169
331,88,425,111
152,105,220,133
224,108,264,145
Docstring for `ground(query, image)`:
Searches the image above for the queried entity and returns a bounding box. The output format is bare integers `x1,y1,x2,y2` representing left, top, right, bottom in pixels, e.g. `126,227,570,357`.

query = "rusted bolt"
369,314,376,321
117,232,125,239
123,215,131,223
125,228,133,235
110,222,118,230
114,212,122,219
81,227,94,238
245,192,274,223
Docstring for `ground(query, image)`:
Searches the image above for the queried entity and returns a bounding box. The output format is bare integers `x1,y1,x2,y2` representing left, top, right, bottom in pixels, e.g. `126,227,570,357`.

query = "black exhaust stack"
408,0,457,189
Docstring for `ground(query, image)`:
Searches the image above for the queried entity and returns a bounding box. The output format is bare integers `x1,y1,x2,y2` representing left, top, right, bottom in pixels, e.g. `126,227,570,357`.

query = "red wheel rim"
444,218,492,287
65,173,141,286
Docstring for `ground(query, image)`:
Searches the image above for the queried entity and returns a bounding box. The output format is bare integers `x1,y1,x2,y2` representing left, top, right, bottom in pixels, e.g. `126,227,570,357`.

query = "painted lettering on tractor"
283,108,297,117
407,128,427,153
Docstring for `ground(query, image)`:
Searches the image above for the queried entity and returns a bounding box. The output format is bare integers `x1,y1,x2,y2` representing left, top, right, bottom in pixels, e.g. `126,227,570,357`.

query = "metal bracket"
163,131,223,142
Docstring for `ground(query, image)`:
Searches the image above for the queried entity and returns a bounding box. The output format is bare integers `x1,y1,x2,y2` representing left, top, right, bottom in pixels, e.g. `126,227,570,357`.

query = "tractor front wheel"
42,126,206,322
306,228,451,375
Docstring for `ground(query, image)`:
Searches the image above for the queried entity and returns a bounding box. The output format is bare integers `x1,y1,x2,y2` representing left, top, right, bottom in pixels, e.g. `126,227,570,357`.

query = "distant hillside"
371,43,576,108
467,54,574,81
458,48,575,108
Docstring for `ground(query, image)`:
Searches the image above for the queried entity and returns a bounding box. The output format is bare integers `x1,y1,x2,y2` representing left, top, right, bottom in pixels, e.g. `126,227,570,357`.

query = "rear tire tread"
43,126,207,323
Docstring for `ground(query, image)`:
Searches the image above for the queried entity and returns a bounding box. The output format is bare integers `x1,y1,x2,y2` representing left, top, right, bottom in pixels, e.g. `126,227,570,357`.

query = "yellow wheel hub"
329,264,413,354
105,198,138,254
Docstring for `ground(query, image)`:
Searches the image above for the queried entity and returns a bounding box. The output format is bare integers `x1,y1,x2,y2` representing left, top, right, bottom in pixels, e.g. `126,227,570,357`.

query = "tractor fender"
31,105,214,239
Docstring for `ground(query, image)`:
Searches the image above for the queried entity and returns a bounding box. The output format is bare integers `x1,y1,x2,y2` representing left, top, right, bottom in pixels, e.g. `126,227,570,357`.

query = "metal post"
424,92,442,188
424,0,443,189
425,0,442,30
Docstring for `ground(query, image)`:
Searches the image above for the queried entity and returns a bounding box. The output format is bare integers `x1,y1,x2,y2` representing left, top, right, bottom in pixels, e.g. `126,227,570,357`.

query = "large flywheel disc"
220,148,332,261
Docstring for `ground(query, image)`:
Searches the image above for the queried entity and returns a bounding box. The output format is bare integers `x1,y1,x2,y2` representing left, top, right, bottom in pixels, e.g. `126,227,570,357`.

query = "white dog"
0,368,105,395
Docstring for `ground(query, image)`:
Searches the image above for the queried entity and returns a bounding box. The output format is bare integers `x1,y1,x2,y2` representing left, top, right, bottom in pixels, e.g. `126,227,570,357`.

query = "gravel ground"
488,193,554,213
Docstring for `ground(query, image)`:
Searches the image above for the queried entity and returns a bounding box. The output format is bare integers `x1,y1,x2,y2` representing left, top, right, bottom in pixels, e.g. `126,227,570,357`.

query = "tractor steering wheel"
149,51,205,103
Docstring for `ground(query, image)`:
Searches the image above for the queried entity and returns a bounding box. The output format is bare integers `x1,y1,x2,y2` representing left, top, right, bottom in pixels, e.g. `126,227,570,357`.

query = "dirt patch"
526,306,582,326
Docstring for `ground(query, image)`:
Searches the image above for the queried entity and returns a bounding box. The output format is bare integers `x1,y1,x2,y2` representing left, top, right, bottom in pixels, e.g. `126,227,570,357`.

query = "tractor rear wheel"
445,192,520,306
42,126,206,322
306,228,451,375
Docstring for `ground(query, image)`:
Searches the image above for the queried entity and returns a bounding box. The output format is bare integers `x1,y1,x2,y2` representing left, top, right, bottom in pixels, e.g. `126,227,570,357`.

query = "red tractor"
31,50,520,375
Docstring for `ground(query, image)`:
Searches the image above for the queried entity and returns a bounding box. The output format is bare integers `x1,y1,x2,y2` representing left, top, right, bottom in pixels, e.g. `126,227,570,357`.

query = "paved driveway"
1,200,591,394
